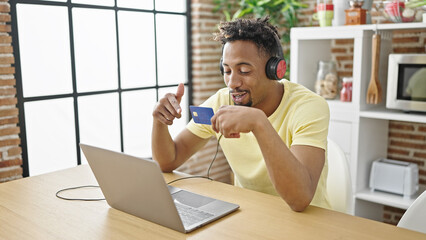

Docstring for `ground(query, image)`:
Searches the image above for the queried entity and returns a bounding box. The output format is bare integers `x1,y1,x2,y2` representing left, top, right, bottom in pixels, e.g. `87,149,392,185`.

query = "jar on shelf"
315,60,339,99
340,77,353,102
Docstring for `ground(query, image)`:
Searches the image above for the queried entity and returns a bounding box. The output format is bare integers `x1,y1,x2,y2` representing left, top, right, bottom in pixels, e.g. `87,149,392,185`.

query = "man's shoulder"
283,80,327,104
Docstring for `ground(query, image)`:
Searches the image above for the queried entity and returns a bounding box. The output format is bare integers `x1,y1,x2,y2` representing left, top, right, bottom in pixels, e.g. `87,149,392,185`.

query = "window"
11,0,191,176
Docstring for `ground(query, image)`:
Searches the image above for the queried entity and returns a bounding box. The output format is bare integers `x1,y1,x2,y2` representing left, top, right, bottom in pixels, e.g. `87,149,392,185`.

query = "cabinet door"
328,120,352,155
328,120,353,191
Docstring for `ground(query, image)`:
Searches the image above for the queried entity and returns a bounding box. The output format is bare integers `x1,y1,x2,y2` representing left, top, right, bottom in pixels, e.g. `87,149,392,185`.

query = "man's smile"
230,90,251,106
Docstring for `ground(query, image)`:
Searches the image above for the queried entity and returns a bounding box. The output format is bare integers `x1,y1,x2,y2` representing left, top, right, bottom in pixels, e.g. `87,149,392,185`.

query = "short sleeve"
290,96,330,150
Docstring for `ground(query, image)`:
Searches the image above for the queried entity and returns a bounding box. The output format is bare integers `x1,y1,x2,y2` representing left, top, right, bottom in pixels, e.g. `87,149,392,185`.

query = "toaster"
369,158,419,197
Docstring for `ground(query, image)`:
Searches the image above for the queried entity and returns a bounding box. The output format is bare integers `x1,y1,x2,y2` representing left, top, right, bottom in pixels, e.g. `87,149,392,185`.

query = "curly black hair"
214,16,280,58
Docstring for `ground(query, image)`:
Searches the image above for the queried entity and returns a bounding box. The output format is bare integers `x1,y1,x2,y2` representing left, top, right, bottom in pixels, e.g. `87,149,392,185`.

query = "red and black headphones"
219,32,287,80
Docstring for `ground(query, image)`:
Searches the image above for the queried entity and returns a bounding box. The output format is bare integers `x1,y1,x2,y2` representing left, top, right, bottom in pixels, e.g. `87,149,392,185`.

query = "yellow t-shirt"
186,80,330,209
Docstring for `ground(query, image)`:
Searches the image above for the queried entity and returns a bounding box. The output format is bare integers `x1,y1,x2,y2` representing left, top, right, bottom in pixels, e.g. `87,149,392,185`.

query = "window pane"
73,8,118,93
78,93,121,163
71,0,114,6
155,0,186,12
17,4,72,98
156,14,187,86
117,0,153,10
25,98,77,176
158,86,188,139
118,11,156,89
122,89,156,158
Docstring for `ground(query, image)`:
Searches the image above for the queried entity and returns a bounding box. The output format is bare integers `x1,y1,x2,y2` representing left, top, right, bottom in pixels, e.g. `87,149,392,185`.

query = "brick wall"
176,0,231,184
384,121,426,225
0,0,21,183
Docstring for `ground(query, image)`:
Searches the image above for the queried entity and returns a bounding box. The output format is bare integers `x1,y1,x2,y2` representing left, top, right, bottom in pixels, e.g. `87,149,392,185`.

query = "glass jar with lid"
315,60,339,99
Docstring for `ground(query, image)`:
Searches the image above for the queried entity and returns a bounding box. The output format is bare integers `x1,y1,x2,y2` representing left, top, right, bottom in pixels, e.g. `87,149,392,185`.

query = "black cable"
167,134,223,184
207,134,223,179
55,185,105,201
56,135,224,199
166,175,212,184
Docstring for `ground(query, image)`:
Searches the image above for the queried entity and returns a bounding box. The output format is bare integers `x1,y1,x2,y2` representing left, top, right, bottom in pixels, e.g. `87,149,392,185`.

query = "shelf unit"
290,22,426,221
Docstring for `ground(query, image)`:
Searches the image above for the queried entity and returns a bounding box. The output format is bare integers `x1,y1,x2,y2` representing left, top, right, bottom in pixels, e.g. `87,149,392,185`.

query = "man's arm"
152,123,209,172
151,83,209,172
211,106,325,212
253,119,325,212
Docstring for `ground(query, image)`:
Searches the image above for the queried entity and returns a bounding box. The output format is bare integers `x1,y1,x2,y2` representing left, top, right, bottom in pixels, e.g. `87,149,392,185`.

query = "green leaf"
292,2,308,8
405,0,426,8
224,11,231,21
273,0,285,6
236,8,253,18
258,0,272,6
232,9,242,19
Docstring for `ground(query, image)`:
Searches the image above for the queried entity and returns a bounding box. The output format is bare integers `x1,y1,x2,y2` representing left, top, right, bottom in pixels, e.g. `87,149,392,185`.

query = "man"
152,17,330,212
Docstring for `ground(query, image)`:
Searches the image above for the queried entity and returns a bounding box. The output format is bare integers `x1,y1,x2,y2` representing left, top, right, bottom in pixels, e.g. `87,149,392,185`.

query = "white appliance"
386,54,426,113
369,158,419,197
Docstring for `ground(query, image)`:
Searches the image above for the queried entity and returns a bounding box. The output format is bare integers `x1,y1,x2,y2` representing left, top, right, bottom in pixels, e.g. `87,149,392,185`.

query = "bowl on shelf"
384,0,416,22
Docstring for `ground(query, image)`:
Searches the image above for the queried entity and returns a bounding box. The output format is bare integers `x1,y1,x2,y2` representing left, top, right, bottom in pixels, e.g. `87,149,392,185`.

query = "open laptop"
80,143,239,233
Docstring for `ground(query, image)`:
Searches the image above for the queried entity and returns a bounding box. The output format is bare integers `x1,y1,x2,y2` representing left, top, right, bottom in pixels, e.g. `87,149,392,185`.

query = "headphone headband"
272,32,285,60
219,31,286,80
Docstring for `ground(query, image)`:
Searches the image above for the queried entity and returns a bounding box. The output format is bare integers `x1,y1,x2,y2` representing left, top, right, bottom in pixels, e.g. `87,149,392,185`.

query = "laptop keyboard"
175,202,214,227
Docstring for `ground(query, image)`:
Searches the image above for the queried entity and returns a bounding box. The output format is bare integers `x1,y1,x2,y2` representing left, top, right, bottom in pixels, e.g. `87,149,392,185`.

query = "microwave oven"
386,54,426,113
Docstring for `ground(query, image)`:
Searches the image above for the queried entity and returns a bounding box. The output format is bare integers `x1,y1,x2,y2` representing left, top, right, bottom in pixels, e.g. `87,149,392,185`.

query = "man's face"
222,40,273,109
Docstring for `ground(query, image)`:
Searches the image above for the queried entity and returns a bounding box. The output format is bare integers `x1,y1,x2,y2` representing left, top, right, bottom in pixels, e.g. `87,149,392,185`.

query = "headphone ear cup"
265,57,286,80
220,58,224,75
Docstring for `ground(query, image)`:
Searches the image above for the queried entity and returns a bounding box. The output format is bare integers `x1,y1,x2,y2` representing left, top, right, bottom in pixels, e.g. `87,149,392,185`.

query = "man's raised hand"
152,83,185,125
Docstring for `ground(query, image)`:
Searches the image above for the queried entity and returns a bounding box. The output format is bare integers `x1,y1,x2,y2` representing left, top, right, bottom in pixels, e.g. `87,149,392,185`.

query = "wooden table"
0,165,424,239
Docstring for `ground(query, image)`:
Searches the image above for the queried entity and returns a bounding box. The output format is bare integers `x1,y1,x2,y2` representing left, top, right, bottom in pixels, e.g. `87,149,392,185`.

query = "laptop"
80,143,239,233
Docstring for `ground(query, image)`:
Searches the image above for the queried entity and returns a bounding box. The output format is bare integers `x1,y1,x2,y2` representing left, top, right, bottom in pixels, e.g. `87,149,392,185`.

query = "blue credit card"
189,106,214,125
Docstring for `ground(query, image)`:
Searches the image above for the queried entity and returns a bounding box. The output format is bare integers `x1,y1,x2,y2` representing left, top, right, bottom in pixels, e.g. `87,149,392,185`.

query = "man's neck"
261,81,284,117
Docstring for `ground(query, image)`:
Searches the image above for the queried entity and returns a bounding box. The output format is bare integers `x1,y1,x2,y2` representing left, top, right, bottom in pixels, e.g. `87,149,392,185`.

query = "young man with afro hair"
152,17,330,212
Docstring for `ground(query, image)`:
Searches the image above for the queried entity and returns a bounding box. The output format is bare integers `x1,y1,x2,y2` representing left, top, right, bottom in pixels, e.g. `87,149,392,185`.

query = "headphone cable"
56,134,224,200
167,134,223,184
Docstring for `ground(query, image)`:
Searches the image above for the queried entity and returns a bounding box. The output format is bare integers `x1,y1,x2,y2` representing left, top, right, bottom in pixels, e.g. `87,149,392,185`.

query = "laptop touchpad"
172,190,215,208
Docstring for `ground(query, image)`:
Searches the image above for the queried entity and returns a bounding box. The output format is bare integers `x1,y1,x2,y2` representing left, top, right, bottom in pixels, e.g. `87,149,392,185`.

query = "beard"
235,99,253,107
229,89,253,107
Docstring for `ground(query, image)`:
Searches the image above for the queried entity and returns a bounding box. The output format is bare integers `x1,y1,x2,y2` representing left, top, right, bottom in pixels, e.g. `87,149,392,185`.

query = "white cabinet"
290,23,426,221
